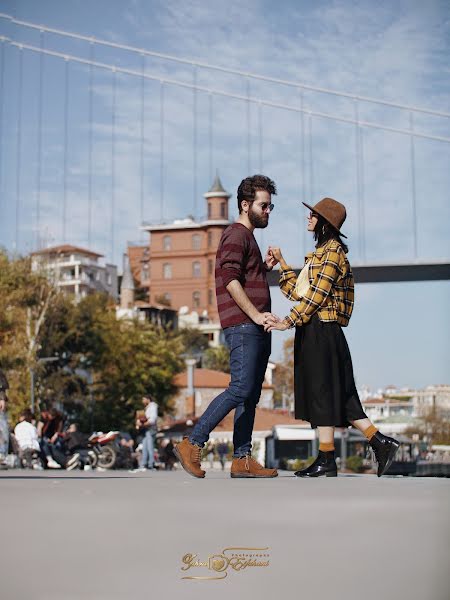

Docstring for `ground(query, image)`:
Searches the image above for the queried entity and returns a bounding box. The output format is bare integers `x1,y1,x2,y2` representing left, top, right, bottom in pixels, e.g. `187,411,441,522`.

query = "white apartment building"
411,385,450,415
31,245,118,302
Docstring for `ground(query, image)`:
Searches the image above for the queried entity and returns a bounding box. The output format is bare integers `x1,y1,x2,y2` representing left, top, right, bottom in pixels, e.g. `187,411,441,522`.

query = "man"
174,174,279,479
0,368,10,469
137,395,158,471
14,409,42,468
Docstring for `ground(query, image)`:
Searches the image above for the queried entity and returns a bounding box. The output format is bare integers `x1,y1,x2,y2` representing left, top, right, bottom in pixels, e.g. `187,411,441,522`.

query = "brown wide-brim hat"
302,197,347,238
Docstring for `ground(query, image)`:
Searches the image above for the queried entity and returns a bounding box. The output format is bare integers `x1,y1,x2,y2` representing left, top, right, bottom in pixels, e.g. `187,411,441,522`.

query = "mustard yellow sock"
363,424,378,441
319,442,335,452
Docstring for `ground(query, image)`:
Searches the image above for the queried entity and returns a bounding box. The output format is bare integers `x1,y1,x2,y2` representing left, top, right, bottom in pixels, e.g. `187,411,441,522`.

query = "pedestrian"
217,440,228,471
205,441,215,469
37,407,64,469
136,394,158,471
0,367,10,469
14,409,42,469
174,174,279,479
266,198,400,477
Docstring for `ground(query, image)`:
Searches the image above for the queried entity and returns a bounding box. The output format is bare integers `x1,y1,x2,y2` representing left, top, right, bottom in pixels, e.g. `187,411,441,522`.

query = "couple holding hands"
174,174,399,479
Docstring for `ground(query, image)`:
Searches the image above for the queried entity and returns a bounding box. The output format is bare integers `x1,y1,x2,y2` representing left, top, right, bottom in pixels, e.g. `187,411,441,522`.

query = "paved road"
1,469,449,600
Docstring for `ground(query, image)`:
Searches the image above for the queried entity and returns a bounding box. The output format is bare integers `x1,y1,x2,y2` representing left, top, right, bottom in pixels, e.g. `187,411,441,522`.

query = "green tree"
202,345,230,373
0,251,186,431
178,327,209,358
273,336,294,409
0,250,57,423
405,407,450,445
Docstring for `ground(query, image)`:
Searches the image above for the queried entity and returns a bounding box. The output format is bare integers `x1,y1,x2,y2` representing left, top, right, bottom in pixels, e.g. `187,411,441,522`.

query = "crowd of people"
0,373,231,472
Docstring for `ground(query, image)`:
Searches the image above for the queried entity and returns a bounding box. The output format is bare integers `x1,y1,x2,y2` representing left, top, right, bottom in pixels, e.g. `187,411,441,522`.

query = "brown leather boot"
173,437,206,479
230,455,278,478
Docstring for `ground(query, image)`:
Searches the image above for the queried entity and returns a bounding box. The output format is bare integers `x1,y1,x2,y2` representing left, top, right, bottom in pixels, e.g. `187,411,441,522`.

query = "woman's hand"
264,315,289,332
264,248,278,270
269,246,288,270
269,246,283,262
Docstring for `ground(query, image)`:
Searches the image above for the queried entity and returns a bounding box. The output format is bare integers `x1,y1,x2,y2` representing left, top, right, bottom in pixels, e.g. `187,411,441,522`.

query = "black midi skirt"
294,314,367,427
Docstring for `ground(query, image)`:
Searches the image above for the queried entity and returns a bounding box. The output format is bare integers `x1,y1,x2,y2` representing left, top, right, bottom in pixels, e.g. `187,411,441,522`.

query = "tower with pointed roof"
203,173,231,221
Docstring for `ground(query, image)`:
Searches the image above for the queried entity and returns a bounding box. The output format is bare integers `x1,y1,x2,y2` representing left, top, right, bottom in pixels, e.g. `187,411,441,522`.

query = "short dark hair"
20,408,34,422
237,174,277,214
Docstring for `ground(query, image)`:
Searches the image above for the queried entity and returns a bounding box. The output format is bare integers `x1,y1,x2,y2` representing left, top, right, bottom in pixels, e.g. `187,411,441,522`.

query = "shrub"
346,455,364,473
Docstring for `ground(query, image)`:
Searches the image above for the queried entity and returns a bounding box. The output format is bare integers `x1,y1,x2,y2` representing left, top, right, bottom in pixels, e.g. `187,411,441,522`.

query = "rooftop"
31,244,103,259
173,368,272,389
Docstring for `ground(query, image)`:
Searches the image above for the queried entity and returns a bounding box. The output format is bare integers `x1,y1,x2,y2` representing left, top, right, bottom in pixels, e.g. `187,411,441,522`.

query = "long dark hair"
314,215,348,253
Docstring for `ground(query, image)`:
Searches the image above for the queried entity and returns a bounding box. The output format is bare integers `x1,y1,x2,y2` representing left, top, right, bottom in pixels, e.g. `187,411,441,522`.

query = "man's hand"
264,247,279,270
0,398,7,412
253,312,280,327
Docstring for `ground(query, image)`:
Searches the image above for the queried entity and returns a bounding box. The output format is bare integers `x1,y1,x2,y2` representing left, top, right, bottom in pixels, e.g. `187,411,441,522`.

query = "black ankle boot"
294,451,337,478
369,432,400,477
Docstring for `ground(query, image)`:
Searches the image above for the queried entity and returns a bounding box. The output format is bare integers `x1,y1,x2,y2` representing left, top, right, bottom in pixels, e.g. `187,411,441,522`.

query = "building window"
193,291,201,308
208,203,212,219
208,259,213,275
208,231,212,247
208,289,213,305
164,292,171,304
141,264,150,283
163,263,172,279
192,261,201,278
192,234,201,250
106,272,112,286
163,235,171,251
220,202,226,217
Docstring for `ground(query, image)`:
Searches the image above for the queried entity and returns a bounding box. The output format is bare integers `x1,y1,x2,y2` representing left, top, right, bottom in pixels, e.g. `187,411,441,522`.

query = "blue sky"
0,0,449,390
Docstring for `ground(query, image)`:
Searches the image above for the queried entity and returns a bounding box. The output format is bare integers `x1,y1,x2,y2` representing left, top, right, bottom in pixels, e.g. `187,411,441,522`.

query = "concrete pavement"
1,469,449,600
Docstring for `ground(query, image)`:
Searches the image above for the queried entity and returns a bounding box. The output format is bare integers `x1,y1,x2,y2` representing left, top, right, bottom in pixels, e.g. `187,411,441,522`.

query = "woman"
266,197,399,477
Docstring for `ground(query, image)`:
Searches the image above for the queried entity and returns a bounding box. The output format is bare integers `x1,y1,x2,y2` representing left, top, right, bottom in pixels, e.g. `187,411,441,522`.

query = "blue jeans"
0,410,8,456
190,323,271,457
140,428,156,468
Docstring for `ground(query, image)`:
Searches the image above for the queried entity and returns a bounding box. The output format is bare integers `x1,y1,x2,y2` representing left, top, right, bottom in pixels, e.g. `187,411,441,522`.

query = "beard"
248,205,269,229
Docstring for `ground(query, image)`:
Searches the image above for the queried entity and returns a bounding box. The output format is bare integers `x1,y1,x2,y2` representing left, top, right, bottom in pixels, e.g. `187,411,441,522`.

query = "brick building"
140,175,231,321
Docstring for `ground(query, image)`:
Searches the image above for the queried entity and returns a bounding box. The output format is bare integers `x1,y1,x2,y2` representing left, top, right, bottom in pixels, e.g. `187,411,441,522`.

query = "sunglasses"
258,202,275,213
308,211,319,219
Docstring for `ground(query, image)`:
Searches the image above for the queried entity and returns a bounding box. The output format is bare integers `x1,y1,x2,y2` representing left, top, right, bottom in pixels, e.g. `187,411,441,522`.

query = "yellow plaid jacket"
279,239,354,328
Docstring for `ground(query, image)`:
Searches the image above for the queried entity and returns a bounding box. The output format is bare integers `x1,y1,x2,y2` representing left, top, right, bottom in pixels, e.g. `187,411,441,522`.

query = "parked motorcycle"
88,431,121,469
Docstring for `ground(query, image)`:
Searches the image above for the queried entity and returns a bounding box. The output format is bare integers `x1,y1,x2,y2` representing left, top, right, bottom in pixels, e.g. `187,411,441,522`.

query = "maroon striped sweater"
215,223,271,328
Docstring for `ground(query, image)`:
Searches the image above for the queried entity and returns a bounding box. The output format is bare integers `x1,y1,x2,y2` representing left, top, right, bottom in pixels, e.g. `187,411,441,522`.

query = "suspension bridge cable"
246,77,251,174
111,68,117,260
62,57,69,242
258,102,263,172
35,30,44,249
409,112,418,259
160,81,164,221
359,127,366,262
0,40,5,223
354,100,363,260
193,66,197,217
300,90,306,258
258,102,264,249
209,93,213,181
2,13,449,119
308,113,314,205
87,41,94,248
4,38,449,144
15,45,23,251
140,53,145,239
